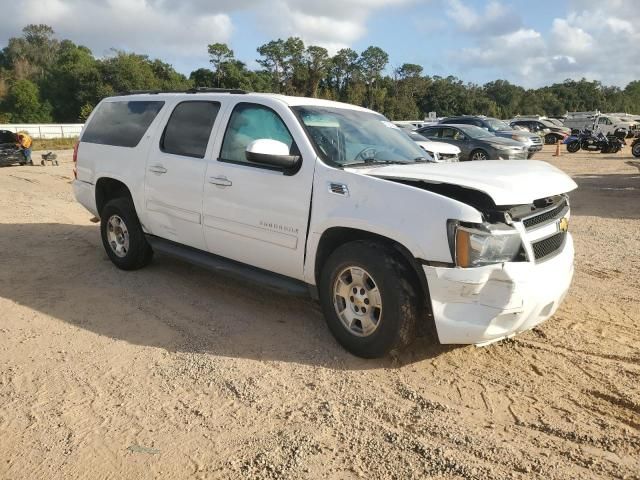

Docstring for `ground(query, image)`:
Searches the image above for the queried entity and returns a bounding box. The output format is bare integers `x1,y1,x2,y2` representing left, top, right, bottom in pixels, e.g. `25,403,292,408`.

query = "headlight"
512,135,527,142
493,144,515,151
448,221,523,267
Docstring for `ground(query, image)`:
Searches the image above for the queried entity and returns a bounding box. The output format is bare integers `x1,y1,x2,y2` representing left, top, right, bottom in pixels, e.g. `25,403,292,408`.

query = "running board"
145,235,310,297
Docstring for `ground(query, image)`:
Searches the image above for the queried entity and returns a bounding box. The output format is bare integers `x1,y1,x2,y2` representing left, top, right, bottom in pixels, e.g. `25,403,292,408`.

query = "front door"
440,127,469,158
144,100,221,251
202,101,314,280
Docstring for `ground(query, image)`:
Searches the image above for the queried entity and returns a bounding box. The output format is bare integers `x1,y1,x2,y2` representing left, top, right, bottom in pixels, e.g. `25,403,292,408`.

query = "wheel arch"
314,227,429,298
311,226,436,339
95,177,134,216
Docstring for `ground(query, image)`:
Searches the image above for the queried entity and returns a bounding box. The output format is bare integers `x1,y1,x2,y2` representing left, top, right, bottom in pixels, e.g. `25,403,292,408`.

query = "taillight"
73,142,79,179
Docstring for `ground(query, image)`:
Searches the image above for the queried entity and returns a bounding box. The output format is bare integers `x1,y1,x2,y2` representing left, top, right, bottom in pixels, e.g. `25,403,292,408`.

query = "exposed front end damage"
424,235,574,344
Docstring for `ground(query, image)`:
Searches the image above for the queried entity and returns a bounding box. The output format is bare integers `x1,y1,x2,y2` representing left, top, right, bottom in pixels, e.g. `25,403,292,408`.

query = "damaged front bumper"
423,234,574,344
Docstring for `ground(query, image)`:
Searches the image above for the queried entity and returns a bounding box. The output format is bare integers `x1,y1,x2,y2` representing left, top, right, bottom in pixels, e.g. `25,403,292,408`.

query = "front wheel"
470,149,489,161
632,142,640,158
545,133,558,145
319,241,420,358
566,141,580,153
100,198,153,270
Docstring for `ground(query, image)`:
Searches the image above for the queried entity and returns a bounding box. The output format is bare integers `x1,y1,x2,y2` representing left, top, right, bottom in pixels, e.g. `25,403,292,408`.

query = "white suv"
73,89,577,358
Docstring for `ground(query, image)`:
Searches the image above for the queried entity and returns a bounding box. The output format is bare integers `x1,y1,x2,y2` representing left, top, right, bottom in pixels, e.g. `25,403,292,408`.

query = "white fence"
0,124,84,139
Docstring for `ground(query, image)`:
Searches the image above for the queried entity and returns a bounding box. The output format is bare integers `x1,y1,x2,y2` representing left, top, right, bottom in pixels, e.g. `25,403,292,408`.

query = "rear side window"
161,101,220,158
82,101,164,148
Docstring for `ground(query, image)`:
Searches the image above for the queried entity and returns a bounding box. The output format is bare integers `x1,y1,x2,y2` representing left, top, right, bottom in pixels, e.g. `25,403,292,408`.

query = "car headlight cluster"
493,144,518,151
448,221,523,268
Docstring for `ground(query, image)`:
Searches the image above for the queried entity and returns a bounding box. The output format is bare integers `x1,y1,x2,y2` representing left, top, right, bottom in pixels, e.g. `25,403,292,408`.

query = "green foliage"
3,79,52,122
1,25,639,124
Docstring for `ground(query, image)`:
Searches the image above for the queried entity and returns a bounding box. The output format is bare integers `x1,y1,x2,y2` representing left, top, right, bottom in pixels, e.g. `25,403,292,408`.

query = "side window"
161,101,220,158
82,101,165,148
441,128,458,139
220,103,294,164
420,128,440,139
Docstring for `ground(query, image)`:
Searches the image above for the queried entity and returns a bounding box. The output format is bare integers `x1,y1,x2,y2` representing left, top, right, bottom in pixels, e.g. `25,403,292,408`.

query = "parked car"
73,89,577,358
563,112,629,138
510,118,571,145
0,130,22,167
438,116,543,158
404,130,460,162
417,124,528,161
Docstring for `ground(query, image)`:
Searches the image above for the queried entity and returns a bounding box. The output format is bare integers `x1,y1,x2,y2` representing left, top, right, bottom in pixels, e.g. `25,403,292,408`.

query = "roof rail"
117,87,248,96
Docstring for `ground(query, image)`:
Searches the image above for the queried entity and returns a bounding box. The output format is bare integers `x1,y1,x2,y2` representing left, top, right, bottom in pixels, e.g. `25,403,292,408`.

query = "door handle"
149,165,167,174
209,176,232,187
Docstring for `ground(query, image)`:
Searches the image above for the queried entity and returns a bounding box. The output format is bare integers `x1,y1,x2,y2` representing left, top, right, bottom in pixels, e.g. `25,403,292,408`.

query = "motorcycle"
564,129,623,154
632,136,640,158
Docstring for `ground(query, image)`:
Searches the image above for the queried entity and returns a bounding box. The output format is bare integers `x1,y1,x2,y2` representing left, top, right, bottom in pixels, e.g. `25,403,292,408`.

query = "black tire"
318,241,420,358
100,197,153,270
545,133,558,145
469,149,489,161
632,142,640,158
566,141,580,153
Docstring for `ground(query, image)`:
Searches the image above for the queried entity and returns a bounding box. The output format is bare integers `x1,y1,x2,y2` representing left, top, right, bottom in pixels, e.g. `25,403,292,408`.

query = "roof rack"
118,87,248,96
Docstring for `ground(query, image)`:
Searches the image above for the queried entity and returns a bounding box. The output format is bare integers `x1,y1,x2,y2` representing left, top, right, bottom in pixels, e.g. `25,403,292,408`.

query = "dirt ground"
0,145,638,480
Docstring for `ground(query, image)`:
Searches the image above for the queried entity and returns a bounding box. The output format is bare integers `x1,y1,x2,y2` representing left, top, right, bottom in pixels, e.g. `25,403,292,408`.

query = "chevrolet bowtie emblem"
559,217,569,233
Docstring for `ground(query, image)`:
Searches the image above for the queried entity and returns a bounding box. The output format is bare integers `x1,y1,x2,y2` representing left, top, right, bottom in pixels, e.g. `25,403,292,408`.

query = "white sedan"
405,130,461,162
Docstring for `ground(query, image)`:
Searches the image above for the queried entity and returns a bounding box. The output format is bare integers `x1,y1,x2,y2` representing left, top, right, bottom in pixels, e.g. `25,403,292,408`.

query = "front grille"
522,200,568,229
531,136,542,144
532,232,566,261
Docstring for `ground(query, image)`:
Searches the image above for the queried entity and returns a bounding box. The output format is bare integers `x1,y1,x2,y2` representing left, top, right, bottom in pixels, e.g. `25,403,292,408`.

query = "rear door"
144,100,221,251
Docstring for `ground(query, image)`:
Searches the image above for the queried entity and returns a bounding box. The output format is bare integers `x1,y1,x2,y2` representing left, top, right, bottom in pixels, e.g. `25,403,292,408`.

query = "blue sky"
2,0,638,88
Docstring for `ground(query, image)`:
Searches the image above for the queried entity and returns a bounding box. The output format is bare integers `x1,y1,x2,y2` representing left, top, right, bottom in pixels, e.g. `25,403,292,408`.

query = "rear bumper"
72,180,98,217
424,234,574,344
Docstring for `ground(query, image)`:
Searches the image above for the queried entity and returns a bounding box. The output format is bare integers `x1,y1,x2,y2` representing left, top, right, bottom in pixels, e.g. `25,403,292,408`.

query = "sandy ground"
0,145,638,480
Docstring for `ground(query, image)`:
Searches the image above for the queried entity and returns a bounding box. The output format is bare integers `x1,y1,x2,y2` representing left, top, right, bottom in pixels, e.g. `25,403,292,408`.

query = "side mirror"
245,139,300,169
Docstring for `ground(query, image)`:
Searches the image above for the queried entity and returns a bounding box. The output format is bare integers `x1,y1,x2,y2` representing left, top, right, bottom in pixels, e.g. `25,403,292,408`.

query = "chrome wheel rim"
333,266,382,337
472,151,487,160
106,215,129,258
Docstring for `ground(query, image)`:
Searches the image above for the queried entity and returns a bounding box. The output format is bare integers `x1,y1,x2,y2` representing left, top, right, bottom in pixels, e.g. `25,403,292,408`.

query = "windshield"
485,118,511,131
293,106,427,166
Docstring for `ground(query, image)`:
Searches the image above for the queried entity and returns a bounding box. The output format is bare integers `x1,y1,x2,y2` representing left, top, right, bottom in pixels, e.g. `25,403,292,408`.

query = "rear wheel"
566,141,580,153
470,149,489,161
632,141,640,158
545,133,558,145
319,241,419,358
100,198,153,270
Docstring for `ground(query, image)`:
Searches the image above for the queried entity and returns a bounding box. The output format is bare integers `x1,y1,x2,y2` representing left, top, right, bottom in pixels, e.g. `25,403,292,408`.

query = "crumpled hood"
349,160,578,206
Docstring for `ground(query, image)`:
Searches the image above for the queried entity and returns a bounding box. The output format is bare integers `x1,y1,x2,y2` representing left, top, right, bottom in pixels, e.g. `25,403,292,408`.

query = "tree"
305,45,329,97
2,24,60,80
2,79,52,122
190,68,215,87
358,46,389,108
257,39,287,92
396,63,423,80
329,48,359,100
207,43,234,87
42,40,102,121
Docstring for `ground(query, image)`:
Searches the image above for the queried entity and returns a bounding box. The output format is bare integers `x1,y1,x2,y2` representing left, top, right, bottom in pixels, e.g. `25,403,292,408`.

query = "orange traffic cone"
553,139,561,157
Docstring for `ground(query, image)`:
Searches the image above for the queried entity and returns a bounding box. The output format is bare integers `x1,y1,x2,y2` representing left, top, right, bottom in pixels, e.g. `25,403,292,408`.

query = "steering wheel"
355,147,378,162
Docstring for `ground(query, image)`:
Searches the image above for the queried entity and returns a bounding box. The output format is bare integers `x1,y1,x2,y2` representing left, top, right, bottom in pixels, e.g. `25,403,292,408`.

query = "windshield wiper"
346,159,416,167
